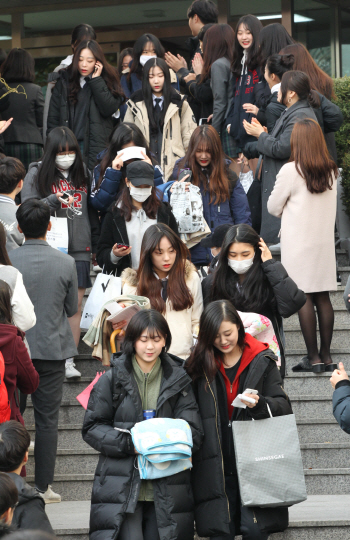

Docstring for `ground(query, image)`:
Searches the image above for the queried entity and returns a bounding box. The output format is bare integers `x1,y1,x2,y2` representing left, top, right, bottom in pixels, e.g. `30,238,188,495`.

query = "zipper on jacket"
170,119,172,139
253,510,257,524
204,371,230,521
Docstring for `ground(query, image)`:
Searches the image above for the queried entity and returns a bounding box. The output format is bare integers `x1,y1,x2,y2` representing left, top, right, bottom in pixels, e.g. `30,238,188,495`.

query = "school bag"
0,352,11,423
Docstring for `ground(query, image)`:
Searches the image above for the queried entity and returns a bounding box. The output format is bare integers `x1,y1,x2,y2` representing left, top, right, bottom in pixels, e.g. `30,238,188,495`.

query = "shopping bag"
46,216,68,254
232,405,307,507
80,273,122,330
76,371,105,409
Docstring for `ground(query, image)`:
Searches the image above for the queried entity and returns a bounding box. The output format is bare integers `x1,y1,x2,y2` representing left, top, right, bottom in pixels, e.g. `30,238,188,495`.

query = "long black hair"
0,222,12,266
280,70,320,108
142,58,172,135
96,122,154,191
231,14,263,78
211,224,272,312
129,34,165,81
35,127,88,197
0,280,12,325
123,309,171,358
70,23,96,48
258,23,294,70
187,300,246,382
266,53,295,81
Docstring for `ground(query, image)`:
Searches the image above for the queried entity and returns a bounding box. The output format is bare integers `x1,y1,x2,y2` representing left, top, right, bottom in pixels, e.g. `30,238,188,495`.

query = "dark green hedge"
334,76,350,219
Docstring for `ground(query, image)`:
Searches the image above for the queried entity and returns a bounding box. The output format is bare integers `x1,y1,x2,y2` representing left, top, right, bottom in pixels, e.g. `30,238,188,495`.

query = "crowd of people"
0,1,349,539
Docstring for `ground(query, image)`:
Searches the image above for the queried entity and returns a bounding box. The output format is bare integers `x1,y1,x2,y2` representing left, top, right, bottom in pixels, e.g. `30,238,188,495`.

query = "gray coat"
10,239,78,360
257,100,317,243
210,57,233,136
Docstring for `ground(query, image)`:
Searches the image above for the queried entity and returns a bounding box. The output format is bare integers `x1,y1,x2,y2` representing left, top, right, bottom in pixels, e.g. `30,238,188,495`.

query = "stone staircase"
23,250,350,539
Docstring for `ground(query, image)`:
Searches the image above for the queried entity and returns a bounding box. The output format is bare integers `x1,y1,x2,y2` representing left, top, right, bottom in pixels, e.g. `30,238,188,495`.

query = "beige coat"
124,93,197,181
267,161,337,293
121,261,203,359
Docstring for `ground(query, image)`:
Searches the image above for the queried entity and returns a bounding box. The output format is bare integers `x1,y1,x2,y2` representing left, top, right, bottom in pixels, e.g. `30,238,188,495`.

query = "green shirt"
132,355,163,501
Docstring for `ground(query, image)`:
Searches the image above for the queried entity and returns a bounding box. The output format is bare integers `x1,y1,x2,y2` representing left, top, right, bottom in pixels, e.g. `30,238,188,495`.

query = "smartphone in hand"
178,169,192,182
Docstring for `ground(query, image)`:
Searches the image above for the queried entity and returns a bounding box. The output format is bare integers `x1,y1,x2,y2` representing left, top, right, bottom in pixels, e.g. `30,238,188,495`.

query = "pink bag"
76,371,105,409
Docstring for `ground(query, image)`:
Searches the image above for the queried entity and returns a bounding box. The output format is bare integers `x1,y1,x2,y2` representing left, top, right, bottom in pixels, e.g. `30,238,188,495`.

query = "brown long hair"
200,24,235,83
290,118,338,194
68,40,124,104
280,71,320,108
117,183,161,222
137,224,194,313
0,223,12,266
178,125,230,204
279,43,335,100
0,280,12,325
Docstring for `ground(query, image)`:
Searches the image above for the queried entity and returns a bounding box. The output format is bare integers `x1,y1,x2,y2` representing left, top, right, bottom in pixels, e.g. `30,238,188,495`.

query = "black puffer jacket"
191,345,292,537
202,258,306,377
82,352,203,540
96,201,179,275
7,473,53,534
47,70,124,170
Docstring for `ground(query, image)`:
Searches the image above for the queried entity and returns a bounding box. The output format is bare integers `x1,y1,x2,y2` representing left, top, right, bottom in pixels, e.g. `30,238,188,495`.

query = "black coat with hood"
82,351,203,540
47,70,124,170
202,258,306,378
191,342,292,538
96,201,179,275
7,472,54,534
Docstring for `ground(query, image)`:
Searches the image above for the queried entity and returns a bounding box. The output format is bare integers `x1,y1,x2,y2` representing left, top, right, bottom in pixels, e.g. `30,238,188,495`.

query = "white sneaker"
29,440,35,449
38,485,61,504
92,265,102,273
65,360,81,378
269,243,281,254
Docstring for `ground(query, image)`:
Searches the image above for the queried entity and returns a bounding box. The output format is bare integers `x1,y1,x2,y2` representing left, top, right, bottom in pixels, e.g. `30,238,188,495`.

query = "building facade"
0,0,348,80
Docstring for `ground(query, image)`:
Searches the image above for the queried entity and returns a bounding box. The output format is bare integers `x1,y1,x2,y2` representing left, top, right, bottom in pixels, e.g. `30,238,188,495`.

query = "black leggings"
118,501,160,540
211,476,269,540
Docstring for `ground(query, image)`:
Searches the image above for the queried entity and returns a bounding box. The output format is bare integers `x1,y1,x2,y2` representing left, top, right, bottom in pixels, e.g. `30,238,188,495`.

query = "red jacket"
219,333,269,418
0,324,39,425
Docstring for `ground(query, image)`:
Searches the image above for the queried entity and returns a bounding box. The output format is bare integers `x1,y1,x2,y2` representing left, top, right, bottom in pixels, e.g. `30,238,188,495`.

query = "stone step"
61,378,95,401
301,442,350,469
26,448,98,476
23,400,86,425
26,425,88,450
27,473,93,501
74,356,106,378
339,266,350,286
285,349,350,371
284,372,344,397
304,468,350,495
284,324,350,349
284,307,349,328
329,286,347,309
296,418,349,444
291,396,335,420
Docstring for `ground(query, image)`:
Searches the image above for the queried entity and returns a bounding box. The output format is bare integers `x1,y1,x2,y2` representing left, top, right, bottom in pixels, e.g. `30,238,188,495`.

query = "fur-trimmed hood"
121,259,197,289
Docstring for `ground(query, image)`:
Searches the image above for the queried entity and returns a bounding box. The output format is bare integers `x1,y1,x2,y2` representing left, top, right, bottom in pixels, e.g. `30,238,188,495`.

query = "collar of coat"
121,259,197,289
129,87,183,107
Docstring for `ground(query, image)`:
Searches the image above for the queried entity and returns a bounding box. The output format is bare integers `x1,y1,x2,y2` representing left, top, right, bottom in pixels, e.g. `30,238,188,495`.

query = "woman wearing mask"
0,223,36,334
122,224,203,360
0,280,39,427
117,47,133,77
97,161,178,276
21,127,100,378
124,58,196,181
187,300,291,539
159,125,251,268
1,48,44,172
47,39,124,171
120,34,179,101
202,224,306,377
90,123,164,220
224,14,263,160
268,119,338,373
243,70,319,245
83,309,203,540
279,42,343,162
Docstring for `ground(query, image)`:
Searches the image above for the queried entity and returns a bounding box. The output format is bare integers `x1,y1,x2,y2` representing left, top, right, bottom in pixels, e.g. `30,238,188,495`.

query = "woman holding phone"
47,39,124,170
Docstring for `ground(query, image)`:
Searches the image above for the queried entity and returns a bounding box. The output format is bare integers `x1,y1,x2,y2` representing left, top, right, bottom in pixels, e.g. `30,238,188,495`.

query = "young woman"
268,118,338,373
187,300,291,539
90,122,164,218
1,48,44,171
224,14,263,158
243,70,319,244
82,309,203,540
121,223,203,360
124,58,196,181
21,126,100,378
120,33,179,100
47,39,124,170
279,42,343,162
0,280,39,427
159,125,251,267
97,162,178,276
202,224,306,377
117,47,133,77
183,24,235,139
0,223,35,335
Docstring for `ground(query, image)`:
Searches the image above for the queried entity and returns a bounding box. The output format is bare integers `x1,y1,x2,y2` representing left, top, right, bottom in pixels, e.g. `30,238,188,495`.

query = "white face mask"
55,154,76,170
130,185,152,203
227,256,254,275
139,54,157,66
